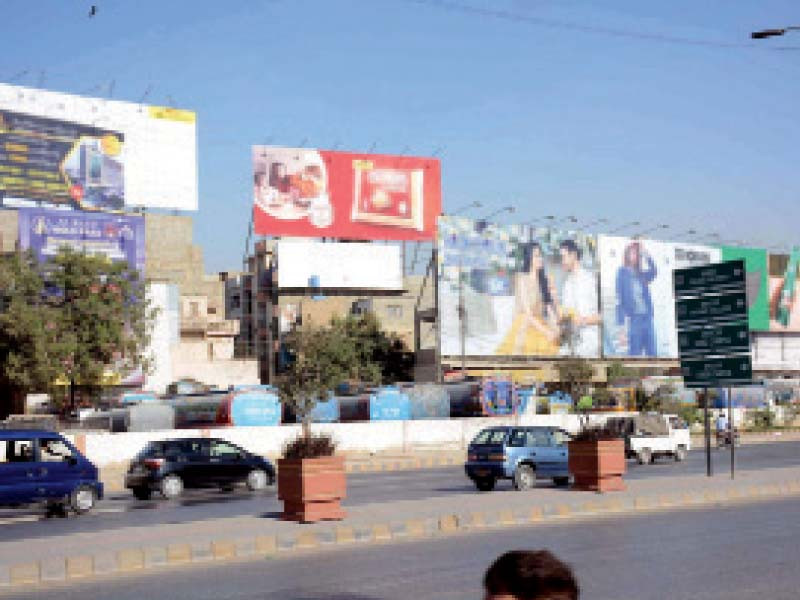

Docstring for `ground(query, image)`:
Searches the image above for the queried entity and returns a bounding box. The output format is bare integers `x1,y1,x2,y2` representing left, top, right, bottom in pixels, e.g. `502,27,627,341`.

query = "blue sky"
3,0,799,272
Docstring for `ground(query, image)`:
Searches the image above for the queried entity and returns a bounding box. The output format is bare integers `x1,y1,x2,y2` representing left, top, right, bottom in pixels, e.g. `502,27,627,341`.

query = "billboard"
439,217,600,358
721,246,769,331
599,236,721,358
0,83,197,211
768,247,800,331
18,207,144,272
276,240,402,289
252,146,440,240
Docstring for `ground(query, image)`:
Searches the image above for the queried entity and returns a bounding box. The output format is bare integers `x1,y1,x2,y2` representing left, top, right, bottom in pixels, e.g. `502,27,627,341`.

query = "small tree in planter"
568,423,626,493
277,316,382,522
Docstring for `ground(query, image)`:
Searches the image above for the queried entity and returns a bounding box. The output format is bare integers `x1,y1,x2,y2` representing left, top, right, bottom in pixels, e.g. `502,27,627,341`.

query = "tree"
0,252,69,416
278,313,389,436
555,358,595,410
0,248,155,415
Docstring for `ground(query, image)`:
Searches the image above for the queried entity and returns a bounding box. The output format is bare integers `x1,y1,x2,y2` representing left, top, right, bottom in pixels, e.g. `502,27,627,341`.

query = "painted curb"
3,478,800,593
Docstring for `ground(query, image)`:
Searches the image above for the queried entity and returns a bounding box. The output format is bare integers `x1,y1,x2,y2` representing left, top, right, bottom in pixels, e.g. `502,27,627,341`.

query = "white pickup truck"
606,414,691,464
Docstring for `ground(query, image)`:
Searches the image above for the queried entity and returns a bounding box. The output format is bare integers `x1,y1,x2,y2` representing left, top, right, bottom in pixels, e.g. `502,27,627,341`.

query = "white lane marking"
0,515,41,525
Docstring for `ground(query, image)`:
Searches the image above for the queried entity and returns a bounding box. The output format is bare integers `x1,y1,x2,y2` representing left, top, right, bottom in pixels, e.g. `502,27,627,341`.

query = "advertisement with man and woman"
599,236,721,358
438,217,600,358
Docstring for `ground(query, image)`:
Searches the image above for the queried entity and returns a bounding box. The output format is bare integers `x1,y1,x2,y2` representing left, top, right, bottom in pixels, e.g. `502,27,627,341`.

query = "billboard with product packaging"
0,83,197,211
252,146,440,240
438,216,600,358
768,247,800,331
599,236,721,358
721,246,769,331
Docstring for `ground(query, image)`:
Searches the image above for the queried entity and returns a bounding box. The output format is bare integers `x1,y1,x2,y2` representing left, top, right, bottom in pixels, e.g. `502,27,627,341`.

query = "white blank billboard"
0,83,197,211
277,240,402,290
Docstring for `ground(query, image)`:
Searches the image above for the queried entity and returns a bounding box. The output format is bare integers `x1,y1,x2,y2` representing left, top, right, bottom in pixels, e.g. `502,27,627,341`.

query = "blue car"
465,426,572,491
0,430,103,513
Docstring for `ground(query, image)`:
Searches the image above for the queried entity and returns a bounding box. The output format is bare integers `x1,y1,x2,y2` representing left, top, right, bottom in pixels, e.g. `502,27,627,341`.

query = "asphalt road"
17,496,800,599
0,440,798,542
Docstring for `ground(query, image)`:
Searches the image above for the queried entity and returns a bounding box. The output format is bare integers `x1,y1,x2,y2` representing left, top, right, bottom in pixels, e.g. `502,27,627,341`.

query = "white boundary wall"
71,413,635,467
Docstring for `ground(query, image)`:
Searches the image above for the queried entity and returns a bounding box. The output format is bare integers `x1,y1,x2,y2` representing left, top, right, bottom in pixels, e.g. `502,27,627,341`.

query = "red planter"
277,455,347,523
568,438,626,492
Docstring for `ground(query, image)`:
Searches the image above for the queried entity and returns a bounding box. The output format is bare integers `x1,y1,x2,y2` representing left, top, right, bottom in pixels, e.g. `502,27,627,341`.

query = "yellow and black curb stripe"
2,479,799,592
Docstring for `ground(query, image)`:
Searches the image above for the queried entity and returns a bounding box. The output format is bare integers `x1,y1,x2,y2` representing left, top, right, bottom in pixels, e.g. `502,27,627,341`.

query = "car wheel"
553,476,570,487
132,487,152,501
160,475,184,500
513,465,536,491
674,446,688,462
637,448,652,465
70,485,96,514
475,477,495,492
246,469,269,491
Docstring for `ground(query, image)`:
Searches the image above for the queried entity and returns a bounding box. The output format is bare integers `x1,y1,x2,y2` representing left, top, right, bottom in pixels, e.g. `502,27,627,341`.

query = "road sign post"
673,260,752,480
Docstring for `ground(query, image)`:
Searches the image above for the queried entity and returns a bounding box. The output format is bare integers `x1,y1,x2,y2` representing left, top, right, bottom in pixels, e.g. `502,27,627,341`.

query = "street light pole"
480,206,515,222
449,201,482,216
751,25,800,39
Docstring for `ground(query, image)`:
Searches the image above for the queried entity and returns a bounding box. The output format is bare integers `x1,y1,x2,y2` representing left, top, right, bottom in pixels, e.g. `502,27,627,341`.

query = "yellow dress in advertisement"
496,273,559,356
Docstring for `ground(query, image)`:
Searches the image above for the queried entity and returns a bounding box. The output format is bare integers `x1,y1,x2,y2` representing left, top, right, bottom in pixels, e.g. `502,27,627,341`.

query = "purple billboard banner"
17,207,145,272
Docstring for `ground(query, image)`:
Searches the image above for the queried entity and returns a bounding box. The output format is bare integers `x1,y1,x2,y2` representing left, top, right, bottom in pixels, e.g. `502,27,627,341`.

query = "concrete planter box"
568,438,626,492
277,455,347,523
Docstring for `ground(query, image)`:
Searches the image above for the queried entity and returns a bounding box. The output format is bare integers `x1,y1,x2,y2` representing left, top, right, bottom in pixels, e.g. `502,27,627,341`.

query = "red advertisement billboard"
252,147,441,240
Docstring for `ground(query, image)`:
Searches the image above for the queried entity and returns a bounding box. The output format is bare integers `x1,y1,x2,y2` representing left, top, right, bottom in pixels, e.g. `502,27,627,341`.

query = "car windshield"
472,429,508,445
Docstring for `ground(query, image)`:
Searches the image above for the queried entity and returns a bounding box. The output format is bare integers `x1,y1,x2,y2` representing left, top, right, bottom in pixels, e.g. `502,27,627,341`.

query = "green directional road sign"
675,292,748,329
680,355,753,388
674,260,752,388
677,321,750,358
673,259,746,298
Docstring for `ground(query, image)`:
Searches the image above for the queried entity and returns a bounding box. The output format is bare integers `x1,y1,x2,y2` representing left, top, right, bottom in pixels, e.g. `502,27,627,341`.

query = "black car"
125,438,275,500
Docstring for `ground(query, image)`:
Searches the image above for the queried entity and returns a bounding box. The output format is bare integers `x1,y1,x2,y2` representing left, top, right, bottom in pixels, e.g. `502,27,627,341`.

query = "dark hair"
484,550,579,600
623,242,641,270
559,239,581,260
522,243,553,310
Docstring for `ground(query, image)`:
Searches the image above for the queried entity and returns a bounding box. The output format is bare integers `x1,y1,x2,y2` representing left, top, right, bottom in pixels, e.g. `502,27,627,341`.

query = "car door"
208,440,250,486
527,428,562,477
0,437,39,505
549,429,571,477
36,436,83,500
176,440,211,488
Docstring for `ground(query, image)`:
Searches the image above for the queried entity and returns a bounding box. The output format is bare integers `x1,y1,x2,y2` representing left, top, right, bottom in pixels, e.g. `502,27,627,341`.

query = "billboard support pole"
432,246,442,384
458,258,466,376
704,387,712,477
728,385,734,479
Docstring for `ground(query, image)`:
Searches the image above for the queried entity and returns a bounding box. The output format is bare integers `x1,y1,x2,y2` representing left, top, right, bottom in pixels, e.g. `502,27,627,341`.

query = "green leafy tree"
0,248,155,415
278,315,384,437
556,358,594,412
0,252,69,416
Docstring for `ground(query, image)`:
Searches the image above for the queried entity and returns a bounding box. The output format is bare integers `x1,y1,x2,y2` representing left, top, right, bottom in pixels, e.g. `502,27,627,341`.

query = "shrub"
282,433,337,459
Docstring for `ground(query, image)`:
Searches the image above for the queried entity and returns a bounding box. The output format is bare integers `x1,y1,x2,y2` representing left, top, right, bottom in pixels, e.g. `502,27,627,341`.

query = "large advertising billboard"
768,247,800,331
252,146,440,240
721,246,769,331
276,240,402,290
439,217,600,358
0,83,197,211
599,236,721,358
18,207,145,272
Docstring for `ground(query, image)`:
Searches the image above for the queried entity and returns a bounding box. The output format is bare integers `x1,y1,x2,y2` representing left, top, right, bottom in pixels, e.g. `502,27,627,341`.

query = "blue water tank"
369,387,411,421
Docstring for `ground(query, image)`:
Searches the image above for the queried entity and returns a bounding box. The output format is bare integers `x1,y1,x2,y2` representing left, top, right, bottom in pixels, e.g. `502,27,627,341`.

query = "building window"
208,342,214,361
386,304,403,319
189,302,199,318
231,295,241,310
208,307,217,315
